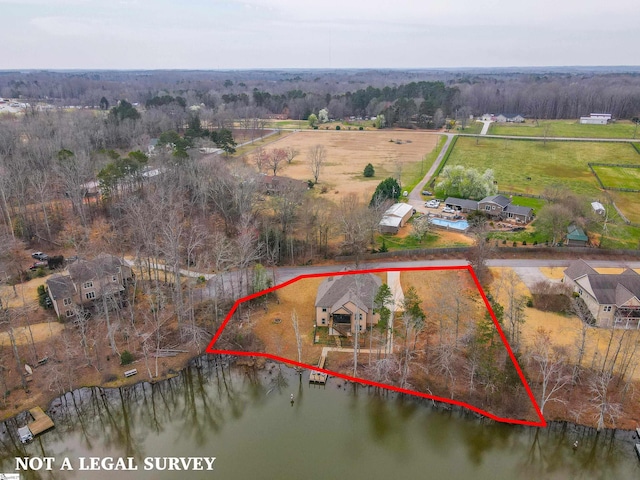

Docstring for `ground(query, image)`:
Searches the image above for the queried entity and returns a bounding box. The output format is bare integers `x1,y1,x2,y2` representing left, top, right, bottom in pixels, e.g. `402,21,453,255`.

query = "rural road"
407,132,455,214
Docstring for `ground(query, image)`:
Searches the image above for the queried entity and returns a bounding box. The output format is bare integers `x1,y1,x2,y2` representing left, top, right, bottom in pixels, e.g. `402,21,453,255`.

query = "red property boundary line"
205,264,547,428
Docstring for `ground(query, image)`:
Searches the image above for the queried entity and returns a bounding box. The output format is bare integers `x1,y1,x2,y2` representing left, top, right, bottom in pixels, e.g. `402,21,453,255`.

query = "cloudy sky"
0,0,637,69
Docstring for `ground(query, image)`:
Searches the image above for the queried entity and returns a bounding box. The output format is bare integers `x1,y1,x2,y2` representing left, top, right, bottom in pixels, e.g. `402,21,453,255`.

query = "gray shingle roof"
504,204,533,216
444,197,479,210
46,274,76,300
315,274,382,311
581,271,640,305
564,259,598,281
480,195,511,208
68,254,125,283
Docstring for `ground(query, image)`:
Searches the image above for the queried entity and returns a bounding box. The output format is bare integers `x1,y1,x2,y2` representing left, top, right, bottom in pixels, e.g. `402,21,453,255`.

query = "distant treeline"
2,69,640,123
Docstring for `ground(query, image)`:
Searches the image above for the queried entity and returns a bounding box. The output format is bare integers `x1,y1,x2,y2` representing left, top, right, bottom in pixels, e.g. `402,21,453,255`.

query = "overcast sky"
0,0,637,69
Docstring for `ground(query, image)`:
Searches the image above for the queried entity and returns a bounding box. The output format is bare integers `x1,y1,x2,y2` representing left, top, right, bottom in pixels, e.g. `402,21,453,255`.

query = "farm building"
579,113,611,125
315,273,382,336
591,201,605,215
379,203,414,234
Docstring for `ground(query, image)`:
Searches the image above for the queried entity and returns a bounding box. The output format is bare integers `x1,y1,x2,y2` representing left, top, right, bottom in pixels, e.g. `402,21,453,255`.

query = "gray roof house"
563,260,640,328
315,273,382,336
46,254,133,319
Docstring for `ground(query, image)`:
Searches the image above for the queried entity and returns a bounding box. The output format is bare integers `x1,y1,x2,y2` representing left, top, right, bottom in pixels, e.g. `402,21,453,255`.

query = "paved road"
407,132,455,214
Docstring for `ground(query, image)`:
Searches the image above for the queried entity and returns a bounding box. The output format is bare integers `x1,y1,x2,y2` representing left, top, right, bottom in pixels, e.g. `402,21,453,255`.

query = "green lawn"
376,231,469,251
458,122,483,135
509,196,546,213
488,120,640,139
443,137,640,197
591,165,640,190
600,223,640,249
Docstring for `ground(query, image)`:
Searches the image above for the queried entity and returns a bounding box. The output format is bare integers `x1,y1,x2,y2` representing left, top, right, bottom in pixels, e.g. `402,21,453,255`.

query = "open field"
443,137,640,197
488,119,640,139
608,191,640,224
255,130,440,201
591,165,640,190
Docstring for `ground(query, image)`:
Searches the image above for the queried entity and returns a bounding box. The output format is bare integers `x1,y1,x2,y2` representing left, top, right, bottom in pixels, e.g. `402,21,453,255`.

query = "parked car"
31,252,48,260
443,207,455,214
421,190,432,196
29,261,48,271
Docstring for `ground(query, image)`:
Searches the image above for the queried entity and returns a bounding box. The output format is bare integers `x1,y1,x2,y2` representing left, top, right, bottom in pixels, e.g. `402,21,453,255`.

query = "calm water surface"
1,356,638,479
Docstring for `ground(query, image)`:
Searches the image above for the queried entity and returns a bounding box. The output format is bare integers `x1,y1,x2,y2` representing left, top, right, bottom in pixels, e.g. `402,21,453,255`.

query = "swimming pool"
429,217,469,231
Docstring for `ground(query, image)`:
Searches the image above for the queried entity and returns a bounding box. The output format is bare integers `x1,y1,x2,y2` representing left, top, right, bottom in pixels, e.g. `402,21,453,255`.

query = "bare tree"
528,328,570,415
266,148,287,176
285,147,299,164
307,144,326,183
589,370,622,431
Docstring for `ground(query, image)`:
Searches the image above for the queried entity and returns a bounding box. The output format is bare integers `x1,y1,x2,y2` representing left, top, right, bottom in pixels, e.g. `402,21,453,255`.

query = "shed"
591,201,605,215
566,224,588,246
379,203,414,234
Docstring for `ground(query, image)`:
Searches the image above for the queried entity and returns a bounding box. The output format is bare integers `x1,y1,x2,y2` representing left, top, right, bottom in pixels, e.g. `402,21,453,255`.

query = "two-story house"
315,273,382,336
46,254,133,318
564,259,640,328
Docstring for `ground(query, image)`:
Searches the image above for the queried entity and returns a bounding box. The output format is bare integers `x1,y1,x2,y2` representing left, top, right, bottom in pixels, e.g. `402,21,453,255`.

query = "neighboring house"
444,195,533,223
46,254,134,318
579,113,611,125
480,113,495,122
478,195,512,217
315,273,382,336
566,224,589,247
258,174,309,195
495,114,525,123
563,260,640,328
379,203,414,234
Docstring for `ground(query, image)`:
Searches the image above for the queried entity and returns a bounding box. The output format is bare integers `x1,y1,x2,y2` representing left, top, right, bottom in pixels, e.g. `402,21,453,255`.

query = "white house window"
578,289,583,295
359,313,363,320
322,308,327,312
321,318,326,325
492,206,496,210
63,298,72,306
83,281,93,289
65,310,74,317
485,205,490,211
507,212,513,218
112,275,117,282
604,306,612,312
85,291,96,300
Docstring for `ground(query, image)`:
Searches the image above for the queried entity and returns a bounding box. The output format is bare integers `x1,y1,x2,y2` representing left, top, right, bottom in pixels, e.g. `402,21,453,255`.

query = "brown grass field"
489,267,640,381
247,130,439,201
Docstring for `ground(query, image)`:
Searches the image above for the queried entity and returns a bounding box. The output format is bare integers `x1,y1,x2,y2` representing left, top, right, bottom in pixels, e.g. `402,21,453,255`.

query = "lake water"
1,356,639,479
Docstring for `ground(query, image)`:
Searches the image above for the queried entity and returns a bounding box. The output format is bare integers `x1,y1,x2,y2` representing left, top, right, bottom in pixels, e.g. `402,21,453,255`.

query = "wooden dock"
27,407,54,436
309,351,328,385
